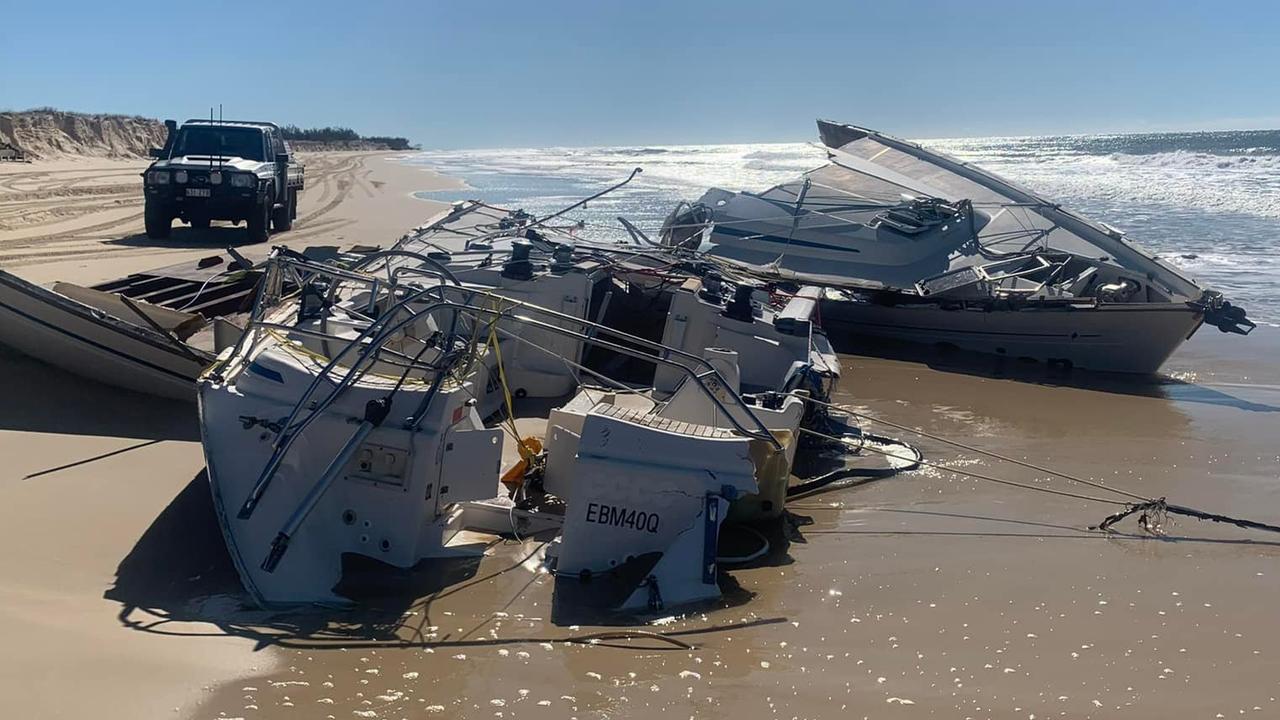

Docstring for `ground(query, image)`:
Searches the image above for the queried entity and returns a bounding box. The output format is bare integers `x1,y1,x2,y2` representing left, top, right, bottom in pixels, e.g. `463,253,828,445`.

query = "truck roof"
181,119,280,131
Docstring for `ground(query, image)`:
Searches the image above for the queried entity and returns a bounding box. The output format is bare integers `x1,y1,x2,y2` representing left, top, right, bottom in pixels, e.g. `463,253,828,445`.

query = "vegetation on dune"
279,125,360,143
362,135,417,151
9,106,156,121
280,125,416,150
0,109,419,157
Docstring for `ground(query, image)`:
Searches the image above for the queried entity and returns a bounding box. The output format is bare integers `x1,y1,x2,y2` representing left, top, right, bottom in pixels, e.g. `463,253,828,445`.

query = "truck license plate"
185,188,211,197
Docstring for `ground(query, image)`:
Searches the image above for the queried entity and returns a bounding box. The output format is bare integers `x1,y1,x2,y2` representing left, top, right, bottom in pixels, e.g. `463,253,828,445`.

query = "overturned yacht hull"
677,119,1252,374
821,297,1204,374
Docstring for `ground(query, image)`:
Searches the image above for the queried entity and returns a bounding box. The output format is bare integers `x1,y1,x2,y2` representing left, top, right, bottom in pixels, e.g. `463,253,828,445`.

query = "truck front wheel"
247,197,271,243
272,189,295,232
144,202,171,239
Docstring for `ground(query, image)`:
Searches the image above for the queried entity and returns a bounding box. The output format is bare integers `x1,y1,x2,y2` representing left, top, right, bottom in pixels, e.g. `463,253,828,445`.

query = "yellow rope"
485,310,537,464
487,318,519,438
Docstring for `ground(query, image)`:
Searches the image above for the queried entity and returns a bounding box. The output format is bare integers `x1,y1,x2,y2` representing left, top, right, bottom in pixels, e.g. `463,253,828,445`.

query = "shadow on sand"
105,469,489,651
104,467,801,649
105,223,259,250
830,333,1280,413
0,345,198,440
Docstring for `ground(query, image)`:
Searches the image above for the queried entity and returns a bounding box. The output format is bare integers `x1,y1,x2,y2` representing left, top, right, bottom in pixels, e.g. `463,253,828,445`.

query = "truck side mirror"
149,148,166,159
275,152,289,165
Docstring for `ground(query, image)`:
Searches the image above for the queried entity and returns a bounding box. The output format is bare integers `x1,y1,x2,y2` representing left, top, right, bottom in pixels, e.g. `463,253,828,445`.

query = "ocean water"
408,130,1280,324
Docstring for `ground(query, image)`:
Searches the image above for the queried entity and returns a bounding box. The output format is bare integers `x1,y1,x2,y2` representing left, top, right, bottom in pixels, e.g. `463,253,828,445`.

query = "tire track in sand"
0,152,383,269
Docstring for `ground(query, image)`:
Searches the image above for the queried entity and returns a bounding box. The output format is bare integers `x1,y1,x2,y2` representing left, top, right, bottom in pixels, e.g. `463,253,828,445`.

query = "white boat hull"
199,338,504,607
821,299,1204,374
0,270,206,400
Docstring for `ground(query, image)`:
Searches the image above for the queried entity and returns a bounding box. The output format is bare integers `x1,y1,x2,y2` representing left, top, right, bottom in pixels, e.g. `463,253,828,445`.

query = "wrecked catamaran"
665,120,1254,373
197,197,898,613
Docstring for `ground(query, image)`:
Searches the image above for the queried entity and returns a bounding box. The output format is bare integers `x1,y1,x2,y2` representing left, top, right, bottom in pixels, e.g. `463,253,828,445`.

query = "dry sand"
2,154,1279,719
0,152,462,285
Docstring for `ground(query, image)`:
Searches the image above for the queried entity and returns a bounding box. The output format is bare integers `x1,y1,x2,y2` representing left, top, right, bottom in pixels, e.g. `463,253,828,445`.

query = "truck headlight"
174,170,188,184
230,173,255,188
209,171,222,185
148,170,170,185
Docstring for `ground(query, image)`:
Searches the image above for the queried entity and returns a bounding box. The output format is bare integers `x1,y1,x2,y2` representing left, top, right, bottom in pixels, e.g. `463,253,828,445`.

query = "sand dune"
0,110,168,161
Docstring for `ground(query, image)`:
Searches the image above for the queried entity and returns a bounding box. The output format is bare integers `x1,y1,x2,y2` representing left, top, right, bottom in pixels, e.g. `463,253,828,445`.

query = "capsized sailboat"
197,193,907,615
664,120,1254,374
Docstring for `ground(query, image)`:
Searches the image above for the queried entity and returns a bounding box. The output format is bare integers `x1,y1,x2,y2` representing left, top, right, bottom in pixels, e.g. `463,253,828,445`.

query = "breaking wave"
1110,150,1280,171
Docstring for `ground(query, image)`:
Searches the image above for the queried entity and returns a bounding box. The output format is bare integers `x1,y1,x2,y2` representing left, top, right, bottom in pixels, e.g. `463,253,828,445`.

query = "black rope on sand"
265,616,790,652
787,427,922,499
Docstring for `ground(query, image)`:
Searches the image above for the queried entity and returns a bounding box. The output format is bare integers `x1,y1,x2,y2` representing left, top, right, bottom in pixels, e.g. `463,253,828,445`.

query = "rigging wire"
784,394,1280,537
849,439,1126,506
175,267,238,311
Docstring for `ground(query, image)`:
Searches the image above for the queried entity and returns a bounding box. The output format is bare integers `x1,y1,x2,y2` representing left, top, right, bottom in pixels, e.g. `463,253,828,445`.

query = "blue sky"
3,1,1277,148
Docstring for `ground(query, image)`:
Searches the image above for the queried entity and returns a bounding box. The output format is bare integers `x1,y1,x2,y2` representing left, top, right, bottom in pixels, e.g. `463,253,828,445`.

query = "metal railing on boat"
229,251,783,522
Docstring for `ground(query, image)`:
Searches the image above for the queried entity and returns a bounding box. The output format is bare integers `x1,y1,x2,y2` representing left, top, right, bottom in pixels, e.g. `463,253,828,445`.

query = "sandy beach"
2,153,1279,720
0,153,460,718
0,152,462,285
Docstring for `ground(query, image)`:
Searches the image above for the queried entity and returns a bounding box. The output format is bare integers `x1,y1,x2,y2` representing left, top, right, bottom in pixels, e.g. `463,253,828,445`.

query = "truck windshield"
170,126,264,161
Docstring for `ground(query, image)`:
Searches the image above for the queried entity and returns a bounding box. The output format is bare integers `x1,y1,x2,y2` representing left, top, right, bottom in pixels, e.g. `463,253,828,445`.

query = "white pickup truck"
143,119,305,242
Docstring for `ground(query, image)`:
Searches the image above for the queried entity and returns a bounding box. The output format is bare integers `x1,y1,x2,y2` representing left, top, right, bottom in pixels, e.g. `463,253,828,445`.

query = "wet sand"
3,157,1280,719
163,327,1280,720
